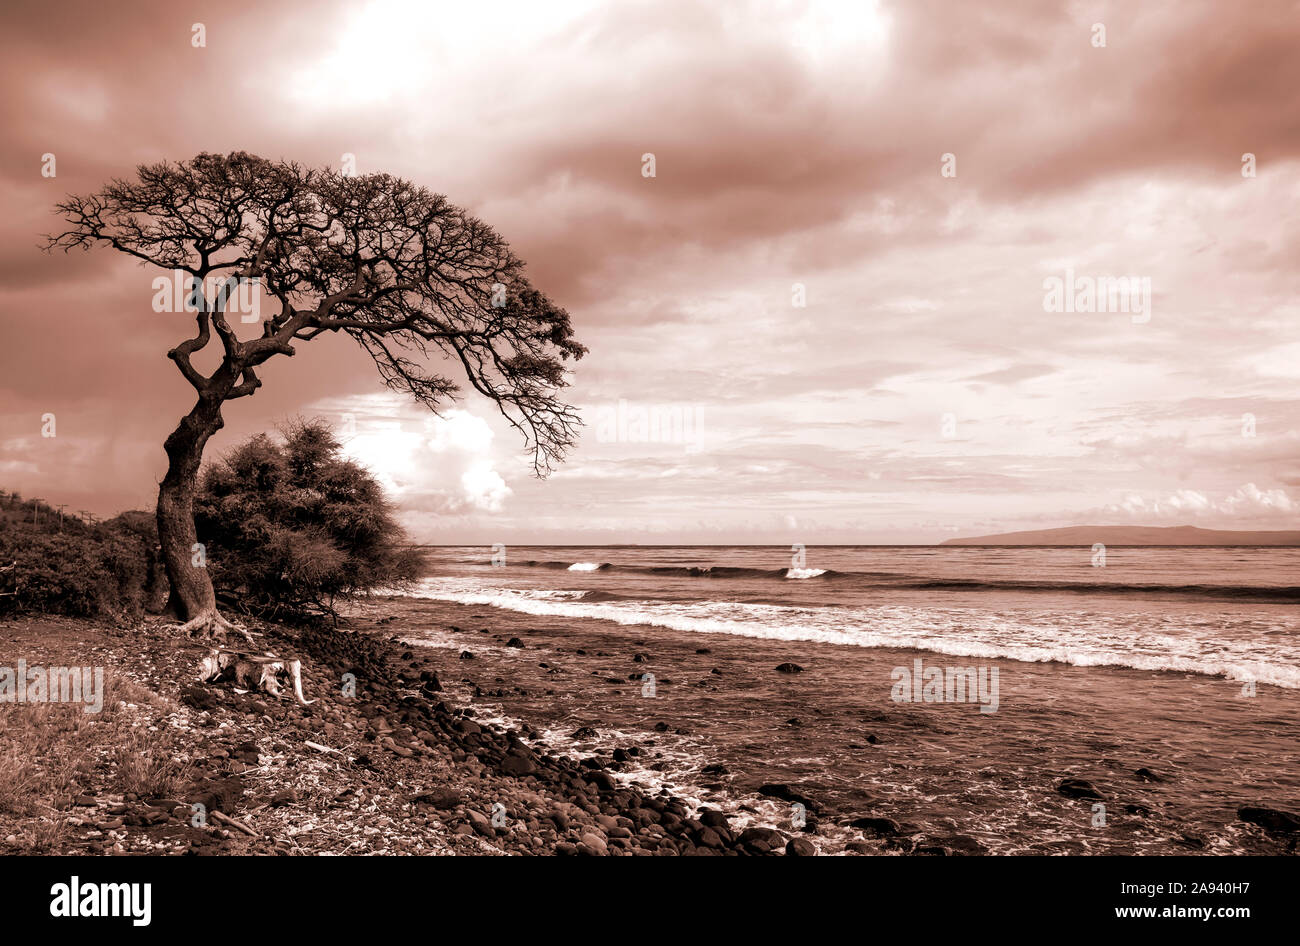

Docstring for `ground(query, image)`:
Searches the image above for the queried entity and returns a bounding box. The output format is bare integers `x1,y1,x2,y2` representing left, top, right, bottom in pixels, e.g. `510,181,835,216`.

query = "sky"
1,0,1299,544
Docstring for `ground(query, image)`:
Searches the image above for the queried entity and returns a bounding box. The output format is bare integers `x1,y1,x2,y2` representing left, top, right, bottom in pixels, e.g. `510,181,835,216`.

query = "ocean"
377,545,1300,853
406,545,1300,690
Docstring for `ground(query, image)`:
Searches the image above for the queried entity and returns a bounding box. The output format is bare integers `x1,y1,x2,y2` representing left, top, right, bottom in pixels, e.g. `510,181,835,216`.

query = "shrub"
194,419,422,620
0,497,153,621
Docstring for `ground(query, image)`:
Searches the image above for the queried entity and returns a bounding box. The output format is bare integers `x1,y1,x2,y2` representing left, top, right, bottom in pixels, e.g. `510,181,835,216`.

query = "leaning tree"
47,152,585,637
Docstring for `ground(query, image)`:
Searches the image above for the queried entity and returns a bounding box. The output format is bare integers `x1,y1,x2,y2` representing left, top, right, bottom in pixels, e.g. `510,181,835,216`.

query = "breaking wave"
401,579,1300,690
515,560,1300,600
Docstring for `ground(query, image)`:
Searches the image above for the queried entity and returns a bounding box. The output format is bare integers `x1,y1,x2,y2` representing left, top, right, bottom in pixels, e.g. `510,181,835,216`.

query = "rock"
632,653,649,663
572,726,598,739
1133,767,1167,782
932,834,985,855
701,763,729,777
459,651,475,660
505,637,524,648
848,816,900,836
696,648,712,654
384,738,414,758
180,684,219,711
698,808,730,830
737,826,787,853
578,832,608,856
186,776,244,815
1056,778,1106,800
231,741,260,764
758,783,821,813
420,673,442,693
786,837,817,856
775,663,804,673
1238,806,1300,834
696,827,724,848
500,751,538,777
411,789,461,810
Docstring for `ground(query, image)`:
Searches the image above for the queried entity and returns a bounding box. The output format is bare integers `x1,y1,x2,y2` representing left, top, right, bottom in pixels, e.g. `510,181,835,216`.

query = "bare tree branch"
45,152,586,470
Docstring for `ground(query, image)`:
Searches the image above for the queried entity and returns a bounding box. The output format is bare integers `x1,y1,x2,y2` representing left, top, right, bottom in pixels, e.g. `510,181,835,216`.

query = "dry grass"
112,733,195,799
0,669,193,852
0,744,42,816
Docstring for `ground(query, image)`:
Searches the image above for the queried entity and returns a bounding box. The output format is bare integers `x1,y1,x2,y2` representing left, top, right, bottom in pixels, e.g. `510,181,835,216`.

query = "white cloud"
328,403,512,517
1221,482,1295,515
460,461,512,513
425,411,495,455
1101,483,1295,523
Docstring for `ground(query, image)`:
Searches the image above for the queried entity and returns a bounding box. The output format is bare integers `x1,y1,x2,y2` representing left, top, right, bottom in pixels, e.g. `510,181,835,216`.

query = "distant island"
941,525,1300,546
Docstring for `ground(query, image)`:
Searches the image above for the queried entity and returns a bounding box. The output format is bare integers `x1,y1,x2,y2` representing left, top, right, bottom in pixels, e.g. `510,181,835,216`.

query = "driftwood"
198,648,315,705
210,810,259,837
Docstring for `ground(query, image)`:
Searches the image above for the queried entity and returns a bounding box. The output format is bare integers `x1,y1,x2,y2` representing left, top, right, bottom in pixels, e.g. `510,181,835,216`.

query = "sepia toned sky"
2,0,1299,544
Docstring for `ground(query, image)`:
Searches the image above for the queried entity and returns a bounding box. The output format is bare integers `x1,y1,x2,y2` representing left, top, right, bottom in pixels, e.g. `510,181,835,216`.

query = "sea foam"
401,578,1300,690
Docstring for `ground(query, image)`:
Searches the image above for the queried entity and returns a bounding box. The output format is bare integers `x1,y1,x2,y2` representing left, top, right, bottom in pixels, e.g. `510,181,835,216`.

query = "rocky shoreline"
0,614,830,855
270,620,824,855
2,609,1297,856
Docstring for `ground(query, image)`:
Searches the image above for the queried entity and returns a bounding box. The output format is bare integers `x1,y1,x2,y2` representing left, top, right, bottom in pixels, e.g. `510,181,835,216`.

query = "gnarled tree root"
174,608,256,645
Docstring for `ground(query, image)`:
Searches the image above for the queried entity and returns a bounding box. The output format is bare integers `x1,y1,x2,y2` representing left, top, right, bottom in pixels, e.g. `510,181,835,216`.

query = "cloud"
2,0,1298,542
1099,483,1296,524
1220,482,1296,517
333,403,513,517
460,462,512,513
964,364,1057,385
425,412,496,455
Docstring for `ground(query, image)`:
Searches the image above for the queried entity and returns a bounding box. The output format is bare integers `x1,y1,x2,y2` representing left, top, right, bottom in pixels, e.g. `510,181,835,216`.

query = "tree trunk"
157,395,227,629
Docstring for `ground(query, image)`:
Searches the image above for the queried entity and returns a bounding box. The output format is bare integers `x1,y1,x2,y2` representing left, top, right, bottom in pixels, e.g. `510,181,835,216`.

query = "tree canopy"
48,151,585,473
